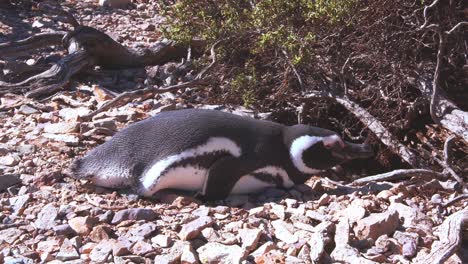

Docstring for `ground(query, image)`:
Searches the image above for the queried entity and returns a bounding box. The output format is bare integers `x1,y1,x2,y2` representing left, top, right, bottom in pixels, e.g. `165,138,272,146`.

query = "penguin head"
286,125,373,174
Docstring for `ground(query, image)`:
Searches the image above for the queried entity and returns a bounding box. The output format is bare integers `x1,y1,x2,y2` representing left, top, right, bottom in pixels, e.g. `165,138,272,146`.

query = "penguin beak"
340,142,374,160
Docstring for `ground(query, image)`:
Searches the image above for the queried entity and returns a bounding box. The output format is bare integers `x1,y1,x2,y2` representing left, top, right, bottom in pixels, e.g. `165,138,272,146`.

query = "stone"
132,240,154,256
192,206,210,217
179,216,214,240
270,204,286,219
254,250,285,264
251,242,277,258
34,203,58,230
18,105,39,115
376,190,393,200
201,227,222,242
43,133,80,146
93,118,117,131
53,224,76,236
338,204,366,224
0,154,20,166
9,194,30,215
37,239,61,254
151,234,172,248
354,209,400,241
68,216,96,236
56,238,80,261
58,107,91,121
181,244,199,264
98,0,131,8
16,144,36,155
393,231,418,258
89,225,112,242
317,193,332,206
89,241,113,263
43,122,78,134
111,208,157,224
271,220,298,244
0,228,23,244
297,244,311,262
128,222,157,238
154,240,187,263
0,174,20,191
111,239,131,256
197,242,248,264
238,228,262,251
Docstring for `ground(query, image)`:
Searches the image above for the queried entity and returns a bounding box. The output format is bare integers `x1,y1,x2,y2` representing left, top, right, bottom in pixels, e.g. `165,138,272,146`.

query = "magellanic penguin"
70,109,373,200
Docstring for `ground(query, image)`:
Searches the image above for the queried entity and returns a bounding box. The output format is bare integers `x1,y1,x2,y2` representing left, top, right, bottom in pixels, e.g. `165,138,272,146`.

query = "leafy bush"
162,0,357,106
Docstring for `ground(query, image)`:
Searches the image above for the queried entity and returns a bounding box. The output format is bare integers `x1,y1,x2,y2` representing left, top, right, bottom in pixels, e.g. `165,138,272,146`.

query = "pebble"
354,209,400,241
271,220,298,244
89,240,113,263
56,238,80,261
179,216,214,240
128,222,157,238
151,234,172,248
68,216,96,236
197,242,248,264
111,208,157,224
238,228,262,251
0,174,20,192
34,203,58,230
53,224,77,236
9,194,31,215
132,240,154,256
0,154,20,166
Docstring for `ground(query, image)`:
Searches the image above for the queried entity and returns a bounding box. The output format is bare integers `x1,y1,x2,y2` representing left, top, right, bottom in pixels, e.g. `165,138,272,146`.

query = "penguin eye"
322,135,345,149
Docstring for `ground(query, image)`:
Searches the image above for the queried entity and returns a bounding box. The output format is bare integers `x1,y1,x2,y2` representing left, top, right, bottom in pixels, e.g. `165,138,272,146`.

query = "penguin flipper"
202,156,249,201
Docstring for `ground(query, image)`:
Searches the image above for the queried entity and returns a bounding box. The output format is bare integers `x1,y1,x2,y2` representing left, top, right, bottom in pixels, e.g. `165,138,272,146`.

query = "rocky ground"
1,0,467,263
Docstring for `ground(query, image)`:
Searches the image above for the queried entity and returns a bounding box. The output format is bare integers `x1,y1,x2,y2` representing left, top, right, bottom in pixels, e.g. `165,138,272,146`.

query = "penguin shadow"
77,179,393,208
139,181,393,208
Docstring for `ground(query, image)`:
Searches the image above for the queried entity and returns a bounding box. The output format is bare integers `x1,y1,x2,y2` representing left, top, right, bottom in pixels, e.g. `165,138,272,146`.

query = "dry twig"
353,169,447,185
421,209,468,264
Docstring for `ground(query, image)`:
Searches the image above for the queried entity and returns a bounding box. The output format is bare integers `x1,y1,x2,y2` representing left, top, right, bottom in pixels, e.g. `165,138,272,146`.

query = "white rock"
151,234,172,248
271,220,298,244
238,228,262,251
197,242,248,264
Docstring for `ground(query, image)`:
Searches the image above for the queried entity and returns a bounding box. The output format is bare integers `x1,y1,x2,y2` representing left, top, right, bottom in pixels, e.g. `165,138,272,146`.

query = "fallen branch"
82,80,207,121
442,194,468,208
0,25,204,98
352,169,447,185
0,32,66,57
82,39,221,120
421,209,468,264
0,51,92,98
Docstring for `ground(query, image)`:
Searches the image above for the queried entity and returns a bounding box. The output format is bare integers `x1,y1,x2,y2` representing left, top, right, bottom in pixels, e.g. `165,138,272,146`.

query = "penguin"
70,109,373,200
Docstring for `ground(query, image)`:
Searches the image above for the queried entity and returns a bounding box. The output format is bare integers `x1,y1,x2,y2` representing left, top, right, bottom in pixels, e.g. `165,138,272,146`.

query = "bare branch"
196,39,222,80
281,49,304,90
421,209,468,264
420,0,440,30
352,169,447,185
442,194,468,208
446,22,468,35
82,80,207,121
0,32,66,57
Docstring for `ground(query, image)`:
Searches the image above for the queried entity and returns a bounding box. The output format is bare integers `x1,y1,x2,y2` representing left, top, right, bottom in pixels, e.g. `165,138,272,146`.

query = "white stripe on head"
289,135,322,174
140,137,242,194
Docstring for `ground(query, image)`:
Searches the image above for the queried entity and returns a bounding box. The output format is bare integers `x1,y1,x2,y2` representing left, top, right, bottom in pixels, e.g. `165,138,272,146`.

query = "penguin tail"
68,158,93,180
